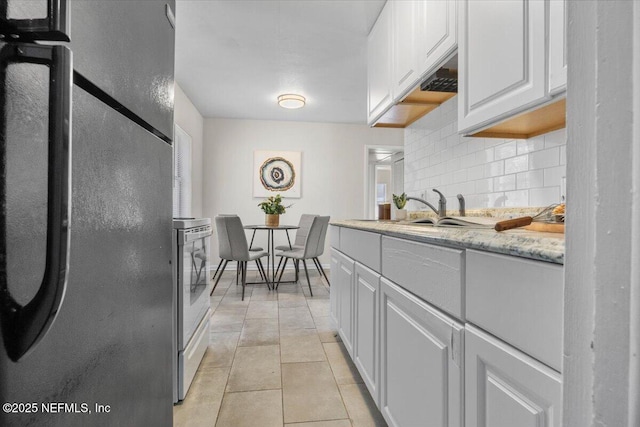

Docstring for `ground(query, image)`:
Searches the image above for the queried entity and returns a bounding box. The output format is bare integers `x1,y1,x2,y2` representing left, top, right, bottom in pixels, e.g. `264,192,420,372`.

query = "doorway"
365,146,404,219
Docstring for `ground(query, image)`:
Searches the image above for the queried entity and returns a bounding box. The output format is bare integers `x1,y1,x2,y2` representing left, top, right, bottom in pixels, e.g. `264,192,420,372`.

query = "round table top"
244,224,299,230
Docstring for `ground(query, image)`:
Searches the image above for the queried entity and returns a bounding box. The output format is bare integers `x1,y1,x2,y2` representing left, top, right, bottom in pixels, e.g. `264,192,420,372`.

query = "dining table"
244,224,299,285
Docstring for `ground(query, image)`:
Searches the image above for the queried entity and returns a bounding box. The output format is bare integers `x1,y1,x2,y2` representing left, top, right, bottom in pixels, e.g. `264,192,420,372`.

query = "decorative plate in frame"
253,151,301,198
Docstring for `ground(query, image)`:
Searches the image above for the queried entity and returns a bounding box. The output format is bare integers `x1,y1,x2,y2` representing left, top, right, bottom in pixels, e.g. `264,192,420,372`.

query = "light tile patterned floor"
173,268,387,427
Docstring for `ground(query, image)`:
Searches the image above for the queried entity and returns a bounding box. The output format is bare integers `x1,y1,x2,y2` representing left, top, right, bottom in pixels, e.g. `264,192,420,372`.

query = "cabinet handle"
0,0,70,41
0,43,72,361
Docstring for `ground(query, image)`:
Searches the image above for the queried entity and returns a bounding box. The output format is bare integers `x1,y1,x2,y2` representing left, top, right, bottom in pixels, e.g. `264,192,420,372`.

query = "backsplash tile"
404,97,566,210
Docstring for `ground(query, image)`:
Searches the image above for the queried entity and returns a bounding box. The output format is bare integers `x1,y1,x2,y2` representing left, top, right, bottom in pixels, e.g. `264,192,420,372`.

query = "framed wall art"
253,150,301,198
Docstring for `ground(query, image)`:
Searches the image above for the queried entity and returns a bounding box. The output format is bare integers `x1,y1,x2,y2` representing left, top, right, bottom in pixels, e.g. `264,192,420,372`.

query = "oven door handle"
0,43,72,362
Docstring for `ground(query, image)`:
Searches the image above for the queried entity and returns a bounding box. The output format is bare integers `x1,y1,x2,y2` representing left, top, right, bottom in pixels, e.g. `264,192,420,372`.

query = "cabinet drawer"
381,236,464,319
340,228,381,273
466,250,563,372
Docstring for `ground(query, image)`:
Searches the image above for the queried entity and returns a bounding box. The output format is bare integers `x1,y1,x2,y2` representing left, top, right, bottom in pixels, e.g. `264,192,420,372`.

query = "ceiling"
174,0,386,124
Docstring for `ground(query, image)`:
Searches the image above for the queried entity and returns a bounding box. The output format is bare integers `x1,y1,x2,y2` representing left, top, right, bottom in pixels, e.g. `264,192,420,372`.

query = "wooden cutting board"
523,222,565,233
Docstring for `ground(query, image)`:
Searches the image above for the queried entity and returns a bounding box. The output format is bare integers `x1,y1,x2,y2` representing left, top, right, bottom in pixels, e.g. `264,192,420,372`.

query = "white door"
465,325,562,427
458,0,548,134
379,278,463,427
354,263,381,405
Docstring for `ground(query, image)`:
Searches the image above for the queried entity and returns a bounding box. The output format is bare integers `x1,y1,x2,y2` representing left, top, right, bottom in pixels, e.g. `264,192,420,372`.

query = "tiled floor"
173,268,387,427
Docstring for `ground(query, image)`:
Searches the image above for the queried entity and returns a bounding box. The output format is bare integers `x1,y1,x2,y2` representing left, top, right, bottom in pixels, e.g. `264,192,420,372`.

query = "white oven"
172,218,212,402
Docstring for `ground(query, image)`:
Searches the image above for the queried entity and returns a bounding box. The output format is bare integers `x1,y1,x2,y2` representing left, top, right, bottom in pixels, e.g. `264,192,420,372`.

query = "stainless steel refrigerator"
1,1,176,425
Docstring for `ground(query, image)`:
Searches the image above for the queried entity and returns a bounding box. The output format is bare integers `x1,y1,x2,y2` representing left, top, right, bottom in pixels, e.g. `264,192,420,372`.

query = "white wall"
203,118,403,266
404,96,567,210
174,84,204,217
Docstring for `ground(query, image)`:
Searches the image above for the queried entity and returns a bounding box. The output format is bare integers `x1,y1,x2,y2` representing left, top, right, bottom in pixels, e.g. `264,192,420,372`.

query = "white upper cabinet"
549,0,567,94
391,0,420,99
458,0,550,134
417,0,458,80
367,2,393,124
392,0,458,100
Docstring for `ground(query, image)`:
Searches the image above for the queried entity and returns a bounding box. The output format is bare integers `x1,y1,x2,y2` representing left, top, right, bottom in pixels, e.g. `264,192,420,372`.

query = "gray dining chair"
274,214,318,282
275,216,330,296
211,215,270,300
212,214,267,285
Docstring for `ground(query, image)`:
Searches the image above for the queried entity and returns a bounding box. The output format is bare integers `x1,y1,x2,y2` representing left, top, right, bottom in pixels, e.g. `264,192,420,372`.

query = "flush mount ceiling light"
278,94,306,109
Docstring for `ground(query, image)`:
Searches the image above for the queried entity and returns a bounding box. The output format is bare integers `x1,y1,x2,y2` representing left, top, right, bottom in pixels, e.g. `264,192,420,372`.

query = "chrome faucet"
432,189,447,217
407,188,447,217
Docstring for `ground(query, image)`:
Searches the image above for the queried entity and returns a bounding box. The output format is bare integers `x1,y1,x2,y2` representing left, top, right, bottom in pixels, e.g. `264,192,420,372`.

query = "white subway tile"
476,147,495,164
494,174,516,191
544,165,566,187
453,169,468,183
530,187,560,206
504,154,529,174
453,141,468,158
460,153,476,169
485,160,505,177
494,140,518,160
468,139,486,153
544,129,567,148
529,147,560,170
516,170,544,190
475,178,494,193
484,138,506,148
489,192,508,207
467,164,485,180
504,190,529,207
517,136,545,155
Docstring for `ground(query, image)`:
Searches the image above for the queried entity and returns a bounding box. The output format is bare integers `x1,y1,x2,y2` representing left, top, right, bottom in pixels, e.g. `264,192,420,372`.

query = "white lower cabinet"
353,263,381,405
465,325,562,427
330,249,355,357
379,277,464,427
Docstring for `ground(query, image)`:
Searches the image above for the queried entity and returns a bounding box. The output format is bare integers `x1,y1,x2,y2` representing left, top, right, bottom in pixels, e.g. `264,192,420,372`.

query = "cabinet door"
465,325,562,427
330,249,340,325
458,0,548,134
417,0,458,78
380,278,463,427
353,263,381,405
367,1,393,124
391,0,420,99
336,252,355,356
548,0,567,95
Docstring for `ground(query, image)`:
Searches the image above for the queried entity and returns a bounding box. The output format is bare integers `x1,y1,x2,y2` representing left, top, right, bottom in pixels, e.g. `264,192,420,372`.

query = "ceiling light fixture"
278,94,305,109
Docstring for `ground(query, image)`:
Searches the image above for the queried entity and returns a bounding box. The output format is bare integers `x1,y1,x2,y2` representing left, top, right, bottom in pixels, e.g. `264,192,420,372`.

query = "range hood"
374,57,458,129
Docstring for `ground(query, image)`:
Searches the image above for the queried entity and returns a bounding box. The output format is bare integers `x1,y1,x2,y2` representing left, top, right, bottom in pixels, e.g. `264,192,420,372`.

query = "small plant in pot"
258,194,291,227
393,193,408,220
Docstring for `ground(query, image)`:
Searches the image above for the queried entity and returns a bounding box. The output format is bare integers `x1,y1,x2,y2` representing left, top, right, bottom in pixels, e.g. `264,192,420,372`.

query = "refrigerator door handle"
0,43,72,362
0,0,70,41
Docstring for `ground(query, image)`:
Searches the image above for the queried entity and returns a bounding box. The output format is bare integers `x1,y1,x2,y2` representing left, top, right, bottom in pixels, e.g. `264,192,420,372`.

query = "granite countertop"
331,217,565,265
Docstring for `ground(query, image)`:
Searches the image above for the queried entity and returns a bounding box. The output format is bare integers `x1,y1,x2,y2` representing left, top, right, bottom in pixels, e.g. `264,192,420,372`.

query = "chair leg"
241,261,247,301
257,258,271,290
302,259,313,297
255,259,266,283
274,257,284,283
294,260,300,282
276,257,289,290
211,259,229,295
315,258,330,286
236,262,240,286
212,258,224,281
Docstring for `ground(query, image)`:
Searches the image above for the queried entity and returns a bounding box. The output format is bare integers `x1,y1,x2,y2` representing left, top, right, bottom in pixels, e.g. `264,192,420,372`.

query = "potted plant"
258,194,290,227
393,192,408,220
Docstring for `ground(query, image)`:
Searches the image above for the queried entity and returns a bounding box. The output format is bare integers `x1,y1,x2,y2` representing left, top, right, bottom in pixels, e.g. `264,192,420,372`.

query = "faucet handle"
457,194,465,217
